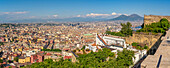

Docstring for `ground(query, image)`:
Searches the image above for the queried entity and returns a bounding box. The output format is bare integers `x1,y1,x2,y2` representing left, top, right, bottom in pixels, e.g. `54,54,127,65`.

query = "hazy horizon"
0,0,170,23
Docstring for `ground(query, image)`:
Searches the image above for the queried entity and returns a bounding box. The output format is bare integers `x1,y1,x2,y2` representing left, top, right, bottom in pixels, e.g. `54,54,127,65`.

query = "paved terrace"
141,29,170,68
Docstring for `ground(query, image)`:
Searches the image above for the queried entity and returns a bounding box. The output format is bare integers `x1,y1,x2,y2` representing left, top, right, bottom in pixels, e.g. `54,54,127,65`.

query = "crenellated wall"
144,15,170,26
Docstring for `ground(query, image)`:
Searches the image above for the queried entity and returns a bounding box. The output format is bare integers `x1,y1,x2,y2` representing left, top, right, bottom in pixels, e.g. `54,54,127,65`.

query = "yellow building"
18,57,25,63
18,56,31,63
37,38,42,41
25,57,30,63
18,49,22,52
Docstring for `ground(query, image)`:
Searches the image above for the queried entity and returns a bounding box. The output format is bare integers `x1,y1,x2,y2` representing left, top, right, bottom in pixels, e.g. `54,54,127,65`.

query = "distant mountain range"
0,14,143,23
111,14,143,21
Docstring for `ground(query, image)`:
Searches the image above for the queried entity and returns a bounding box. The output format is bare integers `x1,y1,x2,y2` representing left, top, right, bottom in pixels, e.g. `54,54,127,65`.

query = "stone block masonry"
144,15,170,26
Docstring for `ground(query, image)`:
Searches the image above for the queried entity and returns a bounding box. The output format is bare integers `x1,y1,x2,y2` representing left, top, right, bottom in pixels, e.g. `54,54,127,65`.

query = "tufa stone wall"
144,15,170,26
125,32,162,48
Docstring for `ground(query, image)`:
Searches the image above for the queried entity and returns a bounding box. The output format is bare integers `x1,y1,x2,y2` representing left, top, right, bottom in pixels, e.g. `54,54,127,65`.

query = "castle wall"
144,15,170,25
125,32,162,48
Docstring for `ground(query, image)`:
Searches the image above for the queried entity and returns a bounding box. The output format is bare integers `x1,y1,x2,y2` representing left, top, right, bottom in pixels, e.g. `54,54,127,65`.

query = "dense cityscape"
0,0,170,68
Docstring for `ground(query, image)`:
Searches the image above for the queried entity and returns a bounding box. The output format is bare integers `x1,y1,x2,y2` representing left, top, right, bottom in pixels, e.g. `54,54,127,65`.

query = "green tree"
0,59,3,63
144,45,148,49
81,45,86,50
116,49,134,67
22,48,134,68
132,42,138,46
14,57,19,62
105,31,125,37
0,42,4,45
120,22,133,36
137,18,169,33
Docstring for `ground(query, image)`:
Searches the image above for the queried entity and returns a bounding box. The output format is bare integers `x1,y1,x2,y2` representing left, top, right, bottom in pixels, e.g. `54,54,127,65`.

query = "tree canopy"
132,42,148,50
120,22,133,36
105,31,125,37
22,48,134,68
14,57,19,62
0,59,3,63
116,49,134,67
0,42,4,46
137,18,170,33
106,22,132,37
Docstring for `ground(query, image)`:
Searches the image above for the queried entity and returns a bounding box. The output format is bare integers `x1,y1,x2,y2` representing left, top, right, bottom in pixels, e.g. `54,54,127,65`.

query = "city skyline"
0,0,170,67
0,0,170,21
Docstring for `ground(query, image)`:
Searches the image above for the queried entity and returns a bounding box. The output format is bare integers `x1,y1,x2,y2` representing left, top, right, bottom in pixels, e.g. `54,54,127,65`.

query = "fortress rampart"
144,15,170,25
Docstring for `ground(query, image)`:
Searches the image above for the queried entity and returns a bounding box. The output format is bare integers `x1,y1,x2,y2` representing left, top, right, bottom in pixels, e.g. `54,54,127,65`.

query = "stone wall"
125,32,162,48
144,15,170,26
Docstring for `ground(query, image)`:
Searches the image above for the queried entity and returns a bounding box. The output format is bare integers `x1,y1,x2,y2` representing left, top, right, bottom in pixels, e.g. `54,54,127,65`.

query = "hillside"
111,14,143,21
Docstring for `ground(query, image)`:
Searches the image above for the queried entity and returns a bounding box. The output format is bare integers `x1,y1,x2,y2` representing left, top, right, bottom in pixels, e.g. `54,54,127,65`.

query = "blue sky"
0,0,170,19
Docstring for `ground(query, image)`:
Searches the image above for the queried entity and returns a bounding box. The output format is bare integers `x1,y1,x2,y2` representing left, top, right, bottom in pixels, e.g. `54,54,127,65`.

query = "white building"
85,33,147,65
86,34,126,52
96,34,126,48
127,46,147,64
62,51,72,57
85,43,102,52
22,50,36,57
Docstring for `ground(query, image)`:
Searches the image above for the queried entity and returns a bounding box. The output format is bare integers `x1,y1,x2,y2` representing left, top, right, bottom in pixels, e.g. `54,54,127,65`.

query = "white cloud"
111,12,117,15
2,11,28,15
77,15,81,17
73,12,130,19
77,12,124,17
86,13,110,17
52,14,58,17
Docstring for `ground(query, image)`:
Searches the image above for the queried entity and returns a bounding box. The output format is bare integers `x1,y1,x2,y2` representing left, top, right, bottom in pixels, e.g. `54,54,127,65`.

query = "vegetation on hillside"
137,18,170,33
106,22,132,37
105,31,125,37
132,42,148,50
22,48,134,68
